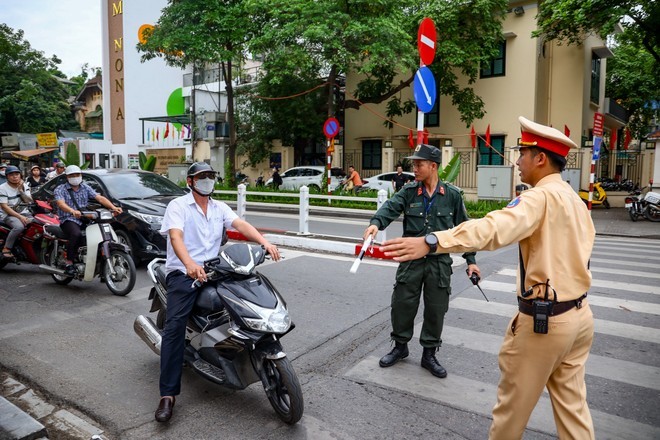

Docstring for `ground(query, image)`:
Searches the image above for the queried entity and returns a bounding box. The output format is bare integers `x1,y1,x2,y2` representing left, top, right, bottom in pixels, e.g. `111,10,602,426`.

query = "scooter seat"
194,283,224,316
153,262,168,288
44,224,67,240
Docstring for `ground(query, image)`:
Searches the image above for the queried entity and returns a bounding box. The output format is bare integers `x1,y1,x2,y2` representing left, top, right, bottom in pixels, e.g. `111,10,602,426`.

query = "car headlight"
243,299,291,334
128,210,163,224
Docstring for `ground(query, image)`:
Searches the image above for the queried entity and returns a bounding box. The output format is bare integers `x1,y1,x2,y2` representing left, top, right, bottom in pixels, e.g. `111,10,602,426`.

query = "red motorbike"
0,200,59,270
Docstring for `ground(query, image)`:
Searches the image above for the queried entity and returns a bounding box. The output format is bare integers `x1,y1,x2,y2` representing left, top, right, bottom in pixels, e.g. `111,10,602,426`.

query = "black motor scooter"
134,243,303,424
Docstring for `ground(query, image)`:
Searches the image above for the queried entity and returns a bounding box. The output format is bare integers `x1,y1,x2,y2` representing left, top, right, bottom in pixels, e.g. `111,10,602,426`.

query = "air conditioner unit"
204,112,226,123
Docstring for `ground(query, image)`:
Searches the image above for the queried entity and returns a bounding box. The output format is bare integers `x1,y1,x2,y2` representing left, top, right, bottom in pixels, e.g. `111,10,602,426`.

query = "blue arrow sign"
413,66,436,113
592,136,602,161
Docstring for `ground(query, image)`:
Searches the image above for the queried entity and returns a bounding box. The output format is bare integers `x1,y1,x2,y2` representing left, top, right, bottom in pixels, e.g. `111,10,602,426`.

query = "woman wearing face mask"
54,165,123,276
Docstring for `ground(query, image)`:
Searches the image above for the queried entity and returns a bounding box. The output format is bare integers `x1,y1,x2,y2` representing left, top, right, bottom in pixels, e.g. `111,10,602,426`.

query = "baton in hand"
350,235,374,274
466,269,489,302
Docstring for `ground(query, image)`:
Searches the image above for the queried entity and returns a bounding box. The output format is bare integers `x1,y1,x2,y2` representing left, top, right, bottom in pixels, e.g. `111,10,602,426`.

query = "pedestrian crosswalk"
345,236,660,439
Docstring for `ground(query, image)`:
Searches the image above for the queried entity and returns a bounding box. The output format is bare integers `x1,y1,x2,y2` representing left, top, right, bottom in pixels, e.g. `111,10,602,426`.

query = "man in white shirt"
0,166,33,258
46,162,66,180
155,162,280,423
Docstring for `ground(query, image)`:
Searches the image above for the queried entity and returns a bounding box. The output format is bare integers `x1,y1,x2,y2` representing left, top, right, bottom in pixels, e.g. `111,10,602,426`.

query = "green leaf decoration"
438,153,461,183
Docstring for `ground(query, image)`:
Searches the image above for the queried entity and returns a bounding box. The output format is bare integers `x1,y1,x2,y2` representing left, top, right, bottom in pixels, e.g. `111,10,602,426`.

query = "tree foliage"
606,29,659,138
58,142,89,169
534,0,660,64
138,151,157,171
0,24,78,133
247,0,507,124
136,0,259,184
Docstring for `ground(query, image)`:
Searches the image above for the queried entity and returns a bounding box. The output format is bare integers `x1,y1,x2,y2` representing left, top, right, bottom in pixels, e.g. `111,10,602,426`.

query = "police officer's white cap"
516,116,577,158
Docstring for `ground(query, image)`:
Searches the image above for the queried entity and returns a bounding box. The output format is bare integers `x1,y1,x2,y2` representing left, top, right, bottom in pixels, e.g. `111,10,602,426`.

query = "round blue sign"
323,117,340,138
413,67,436,114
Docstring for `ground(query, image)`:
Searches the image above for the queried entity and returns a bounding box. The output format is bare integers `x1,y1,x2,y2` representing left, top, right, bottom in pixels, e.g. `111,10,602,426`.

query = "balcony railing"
604,97,628,123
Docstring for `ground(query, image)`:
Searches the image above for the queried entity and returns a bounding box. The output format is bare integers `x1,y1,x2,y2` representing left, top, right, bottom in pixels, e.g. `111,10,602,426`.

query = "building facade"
342,1,653,201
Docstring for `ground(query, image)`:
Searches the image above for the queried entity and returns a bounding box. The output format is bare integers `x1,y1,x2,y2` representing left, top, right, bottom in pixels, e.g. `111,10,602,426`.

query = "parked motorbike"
578,182,610,208
0,201,59,270
625,187,660,222
134,243,304,424
38,208,137,296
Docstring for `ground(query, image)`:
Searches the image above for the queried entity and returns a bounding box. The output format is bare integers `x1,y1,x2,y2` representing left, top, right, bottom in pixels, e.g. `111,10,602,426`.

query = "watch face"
425,234,438,246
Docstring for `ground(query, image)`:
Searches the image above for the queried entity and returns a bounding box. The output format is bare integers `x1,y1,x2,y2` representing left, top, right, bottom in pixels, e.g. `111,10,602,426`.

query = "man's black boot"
379,342,409,368
421,347,447,378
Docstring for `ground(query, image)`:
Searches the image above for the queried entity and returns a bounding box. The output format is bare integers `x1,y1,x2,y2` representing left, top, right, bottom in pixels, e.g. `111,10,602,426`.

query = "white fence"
215,185,390,241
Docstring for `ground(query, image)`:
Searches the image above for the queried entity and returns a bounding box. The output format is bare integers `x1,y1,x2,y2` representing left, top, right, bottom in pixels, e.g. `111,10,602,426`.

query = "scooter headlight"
243,300,291,334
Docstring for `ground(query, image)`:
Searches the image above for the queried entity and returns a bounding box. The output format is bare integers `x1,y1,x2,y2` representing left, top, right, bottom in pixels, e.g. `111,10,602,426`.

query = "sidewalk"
1,207,657,439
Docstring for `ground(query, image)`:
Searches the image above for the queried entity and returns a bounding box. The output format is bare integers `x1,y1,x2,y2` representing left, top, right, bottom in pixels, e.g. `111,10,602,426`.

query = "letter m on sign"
113,1,123,16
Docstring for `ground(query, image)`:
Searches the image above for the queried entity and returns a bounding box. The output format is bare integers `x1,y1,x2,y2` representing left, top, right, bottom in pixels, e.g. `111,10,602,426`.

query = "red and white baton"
350,235,374,274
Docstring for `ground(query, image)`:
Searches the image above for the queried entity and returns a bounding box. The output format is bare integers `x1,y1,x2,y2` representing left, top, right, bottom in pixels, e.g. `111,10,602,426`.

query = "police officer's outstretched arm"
231,218,281,261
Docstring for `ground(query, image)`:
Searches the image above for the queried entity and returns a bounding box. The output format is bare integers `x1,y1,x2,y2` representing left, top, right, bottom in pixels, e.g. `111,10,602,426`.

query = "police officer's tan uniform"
382,117,596,439
432,118,595,439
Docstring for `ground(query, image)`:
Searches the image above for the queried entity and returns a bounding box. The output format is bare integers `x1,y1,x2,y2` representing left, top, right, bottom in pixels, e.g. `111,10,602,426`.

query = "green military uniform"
370,180,476,348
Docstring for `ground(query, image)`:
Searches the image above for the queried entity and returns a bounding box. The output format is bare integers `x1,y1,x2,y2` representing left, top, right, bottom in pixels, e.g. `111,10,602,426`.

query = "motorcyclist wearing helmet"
53,165,123,275
154,162,281,423
0,166,33,259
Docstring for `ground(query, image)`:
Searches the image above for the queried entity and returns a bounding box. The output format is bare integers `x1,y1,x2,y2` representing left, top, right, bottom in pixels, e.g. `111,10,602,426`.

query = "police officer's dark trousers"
160,271,198,396
391,255,452,348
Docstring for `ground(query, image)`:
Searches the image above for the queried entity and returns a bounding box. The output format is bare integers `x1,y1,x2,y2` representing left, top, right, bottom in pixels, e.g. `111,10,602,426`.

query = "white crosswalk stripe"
344,237,660,439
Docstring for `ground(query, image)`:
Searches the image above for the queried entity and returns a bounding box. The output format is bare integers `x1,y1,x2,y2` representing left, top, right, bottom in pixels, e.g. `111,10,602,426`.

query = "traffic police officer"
363,144,480,378
381,117,596,439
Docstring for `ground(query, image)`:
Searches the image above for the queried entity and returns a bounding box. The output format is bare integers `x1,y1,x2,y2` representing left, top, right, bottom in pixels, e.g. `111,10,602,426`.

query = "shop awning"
10,148,59,160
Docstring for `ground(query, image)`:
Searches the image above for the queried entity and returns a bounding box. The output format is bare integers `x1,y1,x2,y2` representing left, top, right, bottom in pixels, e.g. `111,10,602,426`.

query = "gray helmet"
406,144,441,164
5,165,21,175
187,162,217,178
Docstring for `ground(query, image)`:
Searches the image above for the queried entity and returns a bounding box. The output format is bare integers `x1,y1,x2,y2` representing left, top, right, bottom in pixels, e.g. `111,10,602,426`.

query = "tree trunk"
327,64,336,117
223,60,237,186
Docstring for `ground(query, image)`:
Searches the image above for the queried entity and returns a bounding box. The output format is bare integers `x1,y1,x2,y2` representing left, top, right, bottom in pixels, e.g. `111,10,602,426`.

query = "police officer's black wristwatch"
425,233,438,254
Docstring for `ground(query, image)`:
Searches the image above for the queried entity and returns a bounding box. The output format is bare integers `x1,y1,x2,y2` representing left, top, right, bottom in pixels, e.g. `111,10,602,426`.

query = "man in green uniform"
363,144,480,378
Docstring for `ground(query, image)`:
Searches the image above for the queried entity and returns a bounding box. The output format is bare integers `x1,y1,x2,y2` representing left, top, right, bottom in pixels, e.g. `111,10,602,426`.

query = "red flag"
610,129,617,150
408,129,414,148
156,127,160,140
623,128,631,150
423,128,429,144
470,125,476,148
485,124,491,147
164,122,170,139
564,125,570,137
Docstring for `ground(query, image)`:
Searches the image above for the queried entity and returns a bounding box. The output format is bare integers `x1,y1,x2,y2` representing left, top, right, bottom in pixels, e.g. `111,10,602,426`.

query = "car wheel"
115,229,140,265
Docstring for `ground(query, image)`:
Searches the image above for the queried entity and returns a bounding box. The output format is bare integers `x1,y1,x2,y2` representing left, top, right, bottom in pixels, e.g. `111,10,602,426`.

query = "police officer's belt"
517,294,587,317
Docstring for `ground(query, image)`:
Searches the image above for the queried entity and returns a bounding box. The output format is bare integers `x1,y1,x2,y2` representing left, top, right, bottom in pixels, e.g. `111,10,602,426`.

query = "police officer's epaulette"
445,183,464,197
401,181,418,191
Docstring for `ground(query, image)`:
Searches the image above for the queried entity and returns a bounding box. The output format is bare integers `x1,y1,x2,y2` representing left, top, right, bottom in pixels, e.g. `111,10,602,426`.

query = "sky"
2,0,102,78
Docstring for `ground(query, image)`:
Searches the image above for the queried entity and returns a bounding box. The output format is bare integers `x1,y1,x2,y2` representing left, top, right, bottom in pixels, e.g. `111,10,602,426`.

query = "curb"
1,374,107,440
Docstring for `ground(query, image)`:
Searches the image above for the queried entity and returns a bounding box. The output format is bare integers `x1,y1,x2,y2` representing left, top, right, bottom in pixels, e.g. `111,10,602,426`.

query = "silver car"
266,166,344,191
361,171,415,195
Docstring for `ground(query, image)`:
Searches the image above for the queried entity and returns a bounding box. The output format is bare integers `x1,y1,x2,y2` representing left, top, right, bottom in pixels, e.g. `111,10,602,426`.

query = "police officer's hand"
381,236,427,262
185,262,207,283
363,225,379,241
466,264,481,279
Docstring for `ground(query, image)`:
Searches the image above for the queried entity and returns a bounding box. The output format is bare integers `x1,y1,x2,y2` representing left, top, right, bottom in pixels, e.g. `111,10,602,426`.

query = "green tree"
606,29,659,138
136,0,259,185
247,0,507,124
138,151,157,172
534,0,660,64
0,24,78,133
57,142,89,169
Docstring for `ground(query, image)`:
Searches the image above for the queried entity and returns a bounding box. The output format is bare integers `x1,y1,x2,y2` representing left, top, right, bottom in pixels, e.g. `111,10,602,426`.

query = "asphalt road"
1,229,659,439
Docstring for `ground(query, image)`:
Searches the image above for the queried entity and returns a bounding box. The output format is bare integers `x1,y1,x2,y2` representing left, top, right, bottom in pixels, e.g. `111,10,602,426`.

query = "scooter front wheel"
604,199,610,209
263,357,304,424
104,250,136,296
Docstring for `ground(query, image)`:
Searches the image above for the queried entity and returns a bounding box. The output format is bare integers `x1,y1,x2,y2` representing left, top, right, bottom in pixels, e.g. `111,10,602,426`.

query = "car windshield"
99,173,186,199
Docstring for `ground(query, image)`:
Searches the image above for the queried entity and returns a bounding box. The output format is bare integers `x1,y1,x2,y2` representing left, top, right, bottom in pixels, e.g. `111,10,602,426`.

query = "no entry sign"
417,18,437,66
323,117,340,138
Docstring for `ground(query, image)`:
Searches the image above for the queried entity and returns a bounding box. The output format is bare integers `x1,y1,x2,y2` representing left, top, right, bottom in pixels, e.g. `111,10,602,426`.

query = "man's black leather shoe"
421,347,447,378
155,396,175,422
379,342,409,367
